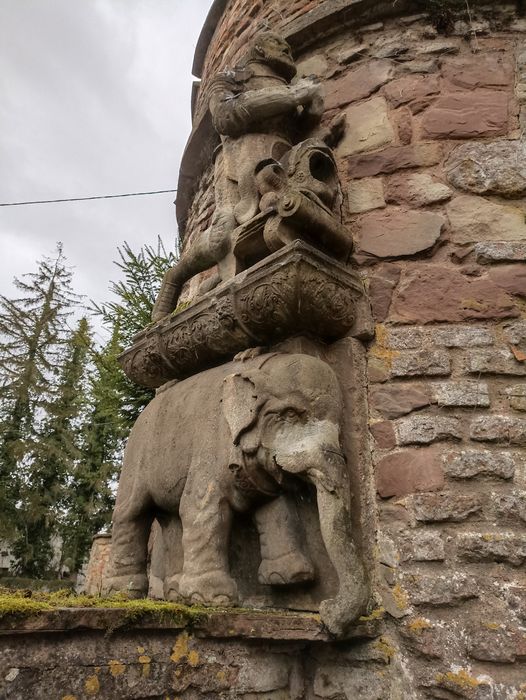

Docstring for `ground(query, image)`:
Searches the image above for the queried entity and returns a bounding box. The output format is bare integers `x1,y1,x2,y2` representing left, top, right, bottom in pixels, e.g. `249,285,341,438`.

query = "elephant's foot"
164,574,182,602
319,586,368,638
106,573,148,599
258,552,315,586
179,570,239,607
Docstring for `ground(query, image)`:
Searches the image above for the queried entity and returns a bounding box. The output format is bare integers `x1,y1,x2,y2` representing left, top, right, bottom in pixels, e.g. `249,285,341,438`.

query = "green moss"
171,299,192,316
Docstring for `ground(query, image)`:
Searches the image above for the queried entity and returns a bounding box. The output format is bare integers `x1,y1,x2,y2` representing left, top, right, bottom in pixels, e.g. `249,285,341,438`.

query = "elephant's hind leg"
108,496,154,598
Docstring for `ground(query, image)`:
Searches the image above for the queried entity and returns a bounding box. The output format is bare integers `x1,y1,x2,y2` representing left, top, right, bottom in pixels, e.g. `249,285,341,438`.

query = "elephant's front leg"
255,495,314,585
178,479,238,606
310,465,368,637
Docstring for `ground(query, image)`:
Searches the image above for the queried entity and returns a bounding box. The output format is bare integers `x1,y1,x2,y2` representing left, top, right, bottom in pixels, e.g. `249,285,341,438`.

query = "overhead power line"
0,188,177,207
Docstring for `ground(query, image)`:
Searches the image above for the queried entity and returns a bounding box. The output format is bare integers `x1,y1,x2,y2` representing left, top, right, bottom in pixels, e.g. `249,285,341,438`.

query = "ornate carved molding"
119,241,365,388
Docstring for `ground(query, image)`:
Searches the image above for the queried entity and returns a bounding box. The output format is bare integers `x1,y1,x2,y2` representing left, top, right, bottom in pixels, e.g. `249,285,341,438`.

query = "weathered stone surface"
338,97,395,156
324,59,394,109
422,90,509,139
383,74,440,107
431,381,490,408
367,263,401,322
494,491,526,524
395,415,463,445
507,384,526,411
296,54,329,78
446,140,526,198
442,54,513,91
457,532,526,566
465,349,526,376
504,320,526,346
355,209,445,258
384,327,424,349
399,531,445,562
432,325,494,348
470,415,526,445
394,105,413,145
412,492,483,522
417,39,461,56
399,619,445,660
390,350,451,378
444,450,516,480
346,143,442,179
400,58,439,74
346,177,385,214
389,266,518,324
406,573,478,606
370,420,397,449
468,623,526,663
475,241,526,264
376,448,444,498
313,662,394,699
386,173,452,207
370,384,430,419
488,265,526,298
447,195,526,244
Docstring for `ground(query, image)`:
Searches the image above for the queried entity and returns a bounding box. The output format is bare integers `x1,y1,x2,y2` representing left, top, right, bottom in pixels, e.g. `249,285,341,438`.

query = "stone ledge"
0,607,382,642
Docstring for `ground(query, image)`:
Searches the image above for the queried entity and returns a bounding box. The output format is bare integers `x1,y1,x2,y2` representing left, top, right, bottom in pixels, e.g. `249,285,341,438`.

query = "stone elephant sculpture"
108,352,367,635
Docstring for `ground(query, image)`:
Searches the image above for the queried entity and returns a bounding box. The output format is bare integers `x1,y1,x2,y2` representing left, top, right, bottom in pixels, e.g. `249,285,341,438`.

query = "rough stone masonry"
2,1,526,698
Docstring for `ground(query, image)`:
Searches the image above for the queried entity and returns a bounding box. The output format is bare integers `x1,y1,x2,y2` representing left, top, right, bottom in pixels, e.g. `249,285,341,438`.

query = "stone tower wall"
176,2,526,697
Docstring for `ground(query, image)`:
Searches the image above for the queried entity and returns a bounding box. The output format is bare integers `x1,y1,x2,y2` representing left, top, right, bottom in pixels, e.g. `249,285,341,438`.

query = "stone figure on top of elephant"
152,31,350,323
108,351,368,637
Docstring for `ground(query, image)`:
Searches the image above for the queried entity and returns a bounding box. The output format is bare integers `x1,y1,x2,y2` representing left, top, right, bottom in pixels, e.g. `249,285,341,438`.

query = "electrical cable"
0,189,177,207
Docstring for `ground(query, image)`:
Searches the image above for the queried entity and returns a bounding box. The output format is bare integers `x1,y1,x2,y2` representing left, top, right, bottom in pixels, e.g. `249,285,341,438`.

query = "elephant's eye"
281,407,304,422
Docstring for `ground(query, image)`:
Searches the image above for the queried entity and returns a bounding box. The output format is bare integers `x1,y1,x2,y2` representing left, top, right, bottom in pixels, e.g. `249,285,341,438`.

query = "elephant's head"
222,353,346,493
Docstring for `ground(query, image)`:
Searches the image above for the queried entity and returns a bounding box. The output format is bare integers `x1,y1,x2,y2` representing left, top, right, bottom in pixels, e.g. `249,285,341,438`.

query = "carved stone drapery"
119,241,363,388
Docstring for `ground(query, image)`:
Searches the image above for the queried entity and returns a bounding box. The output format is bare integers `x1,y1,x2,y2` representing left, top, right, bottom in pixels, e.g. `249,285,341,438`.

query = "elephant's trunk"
310,454,368,637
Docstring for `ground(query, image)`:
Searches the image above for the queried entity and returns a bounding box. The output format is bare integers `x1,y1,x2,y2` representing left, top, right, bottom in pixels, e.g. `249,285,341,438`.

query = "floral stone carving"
119,241,364,389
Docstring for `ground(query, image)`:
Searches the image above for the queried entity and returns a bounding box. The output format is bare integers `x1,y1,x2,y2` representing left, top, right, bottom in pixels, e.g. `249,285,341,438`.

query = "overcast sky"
0,0,212,337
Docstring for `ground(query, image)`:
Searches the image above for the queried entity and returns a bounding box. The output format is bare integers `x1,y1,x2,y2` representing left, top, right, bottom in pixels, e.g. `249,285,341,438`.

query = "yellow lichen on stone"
436,669,481,690
216,670,227,682
170,631,189,662
187,649,200,667
359,606,385,622
84,674,100,695
373,636,397,660
392,584,409,610
483,622,501,630
138,655,151,664
61,696,77,700
408,618,432,633
108,660,125,676
137,646,145,654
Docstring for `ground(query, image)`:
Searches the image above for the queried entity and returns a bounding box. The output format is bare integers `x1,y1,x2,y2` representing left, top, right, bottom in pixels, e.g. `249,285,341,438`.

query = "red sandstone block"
422,90,509,139
376,448,444,497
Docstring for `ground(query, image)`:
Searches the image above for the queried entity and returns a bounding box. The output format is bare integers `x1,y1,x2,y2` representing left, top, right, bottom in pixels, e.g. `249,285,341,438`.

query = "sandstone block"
493,492,526,524
412,492,483,522
444,450,515,480
407,573,478,606
475,241,526,263
504,320,526,345
376,448,444,498
389,266,518,324
432,325,494,348
346,143,442,179
338,97,395,157
395,415,462,445
468,624,526,664
507,384,526,411
465,349,526,376
370,384,430,419
313,662,393,699
370,420,397,449
447,195,526,244
296,54,329,78
418,39,461,56
367,263,401,322
422,90,509,139
457,532,526,566
390,350,451,378
441,54,513,91
383,74,440,107
399,531,445,562
431,381,490,408
470,415,526,445
446,140,526,198
384,327,425,349
324,59,394,109
488,265,526,298
355,209,445,258
346,177,385,214
386,173,452,207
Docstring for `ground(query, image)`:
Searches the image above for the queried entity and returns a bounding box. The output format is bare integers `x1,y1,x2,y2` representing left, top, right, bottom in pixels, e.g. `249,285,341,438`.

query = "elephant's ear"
222,372,263,452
